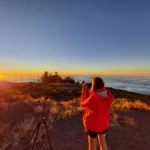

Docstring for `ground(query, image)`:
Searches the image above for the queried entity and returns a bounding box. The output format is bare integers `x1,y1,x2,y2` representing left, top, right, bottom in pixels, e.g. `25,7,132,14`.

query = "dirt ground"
46,110,150,150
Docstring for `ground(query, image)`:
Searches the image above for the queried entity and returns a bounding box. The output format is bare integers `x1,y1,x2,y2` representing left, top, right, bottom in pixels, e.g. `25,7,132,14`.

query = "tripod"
29,99,53,150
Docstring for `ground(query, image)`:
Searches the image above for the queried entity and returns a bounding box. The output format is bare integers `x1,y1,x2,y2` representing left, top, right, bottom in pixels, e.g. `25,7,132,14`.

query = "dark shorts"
87,129,108,138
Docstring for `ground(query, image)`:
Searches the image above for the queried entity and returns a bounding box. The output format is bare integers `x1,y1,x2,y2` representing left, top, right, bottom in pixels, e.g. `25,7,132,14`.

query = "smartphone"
82,80,85,84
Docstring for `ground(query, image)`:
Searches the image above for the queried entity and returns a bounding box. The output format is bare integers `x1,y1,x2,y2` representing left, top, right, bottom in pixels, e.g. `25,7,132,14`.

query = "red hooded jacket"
80,87,114,132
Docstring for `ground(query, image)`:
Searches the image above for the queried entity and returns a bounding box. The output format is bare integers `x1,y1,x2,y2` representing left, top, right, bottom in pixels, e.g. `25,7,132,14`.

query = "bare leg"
88,135,97,150
97,134,107,150
97,135,102,150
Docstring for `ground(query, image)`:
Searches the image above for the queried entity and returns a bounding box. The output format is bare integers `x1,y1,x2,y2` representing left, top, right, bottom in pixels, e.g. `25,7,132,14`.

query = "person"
80,77,114,150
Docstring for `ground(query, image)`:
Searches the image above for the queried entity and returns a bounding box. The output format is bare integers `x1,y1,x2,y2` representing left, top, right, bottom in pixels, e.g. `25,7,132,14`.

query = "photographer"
80,77,114,150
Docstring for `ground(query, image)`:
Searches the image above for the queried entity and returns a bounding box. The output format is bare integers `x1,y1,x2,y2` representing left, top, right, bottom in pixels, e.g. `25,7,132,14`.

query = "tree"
41,71,49,83
41,71,75,84
63,76,75,84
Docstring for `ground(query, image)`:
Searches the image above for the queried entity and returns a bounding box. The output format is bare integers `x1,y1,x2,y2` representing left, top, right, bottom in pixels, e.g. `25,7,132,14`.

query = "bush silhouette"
41,71,75,84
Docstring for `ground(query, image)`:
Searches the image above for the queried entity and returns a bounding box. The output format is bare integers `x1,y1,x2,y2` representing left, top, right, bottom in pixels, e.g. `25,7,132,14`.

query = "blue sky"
0,0,150,77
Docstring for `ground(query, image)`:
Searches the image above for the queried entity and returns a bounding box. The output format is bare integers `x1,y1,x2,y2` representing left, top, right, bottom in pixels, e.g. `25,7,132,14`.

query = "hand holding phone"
82,80,87,91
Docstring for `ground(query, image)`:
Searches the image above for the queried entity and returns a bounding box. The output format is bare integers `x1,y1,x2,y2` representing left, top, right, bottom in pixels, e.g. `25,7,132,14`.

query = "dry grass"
124,116,137,127
33,98,83,121
112,98,150,111
110,112,120,127
0,86,149,149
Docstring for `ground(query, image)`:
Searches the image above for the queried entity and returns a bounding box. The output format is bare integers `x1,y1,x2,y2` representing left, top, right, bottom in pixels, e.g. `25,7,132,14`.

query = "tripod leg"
29,123,39,142
27,123,39,149
44,120,53,150
31,122,41,150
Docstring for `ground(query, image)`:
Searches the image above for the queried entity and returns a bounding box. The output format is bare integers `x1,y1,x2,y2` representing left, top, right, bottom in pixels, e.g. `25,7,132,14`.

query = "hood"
95,88,108,98
96,90,108,98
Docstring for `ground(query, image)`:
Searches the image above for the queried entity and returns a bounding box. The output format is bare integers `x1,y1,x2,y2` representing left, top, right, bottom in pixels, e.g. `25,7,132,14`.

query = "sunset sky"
0,0,150,79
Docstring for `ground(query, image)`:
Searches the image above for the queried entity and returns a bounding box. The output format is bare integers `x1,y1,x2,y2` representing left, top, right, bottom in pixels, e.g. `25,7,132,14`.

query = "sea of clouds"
72,75,150,95
6,75,150,95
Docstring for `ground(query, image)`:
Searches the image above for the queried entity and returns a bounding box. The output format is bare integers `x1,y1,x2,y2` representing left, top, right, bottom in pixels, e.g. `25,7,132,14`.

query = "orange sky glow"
0,67,150,80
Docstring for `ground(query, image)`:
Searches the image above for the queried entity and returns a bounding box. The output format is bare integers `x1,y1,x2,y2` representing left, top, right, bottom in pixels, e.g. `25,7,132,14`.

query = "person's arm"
80,81,88,102
80,81,95,107
81,88,87,102
80,94,94,108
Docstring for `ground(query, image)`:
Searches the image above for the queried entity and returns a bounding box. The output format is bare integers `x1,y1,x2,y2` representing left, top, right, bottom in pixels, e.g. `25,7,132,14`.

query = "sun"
0,74,6,80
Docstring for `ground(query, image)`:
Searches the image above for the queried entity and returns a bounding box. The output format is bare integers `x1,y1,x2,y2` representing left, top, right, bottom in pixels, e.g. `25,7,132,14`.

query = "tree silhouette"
41,71,75,84
41,71,49,83
63,76,75,84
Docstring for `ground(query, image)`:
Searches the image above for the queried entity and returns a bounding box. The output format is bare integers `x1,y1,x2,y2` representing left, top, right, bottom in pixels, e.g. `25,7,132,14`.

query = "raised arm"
80,94,94,108
81,81,88,101
80,81,95,107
